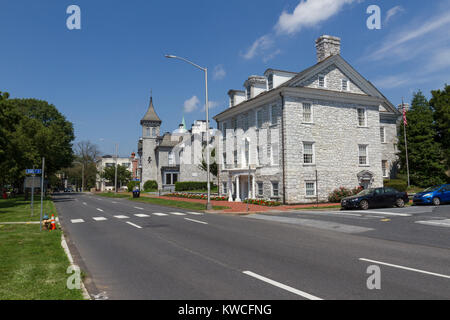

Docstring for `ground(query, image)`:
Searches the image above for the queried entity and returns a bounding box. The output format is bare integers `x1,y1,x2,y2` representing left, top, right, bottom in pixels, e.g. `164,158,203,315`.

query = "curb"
57,217,91,300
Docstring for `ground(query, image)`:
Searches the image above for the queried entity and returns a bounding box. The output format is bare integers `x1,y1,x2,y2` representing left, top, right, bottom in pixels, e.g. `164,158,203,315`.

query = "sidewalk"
141,194,339,214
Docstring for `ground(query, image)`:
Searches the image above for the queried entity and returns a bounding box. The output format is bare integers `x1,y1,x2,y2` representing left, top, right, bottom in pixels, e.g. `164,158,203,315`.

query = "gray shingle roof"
140,96,161,124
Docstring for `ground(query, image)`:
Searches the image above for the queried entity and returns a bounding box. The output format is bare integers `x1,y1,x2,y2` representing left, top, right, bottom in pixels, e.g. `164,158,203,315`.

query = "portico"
225,169,256,202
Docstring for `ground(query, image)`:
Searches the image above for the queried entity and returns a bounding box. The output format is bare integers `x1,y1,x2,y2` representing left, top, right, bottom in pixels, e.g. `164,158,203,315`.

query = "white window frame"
341,79,349,92
380,127,386,143
271,181,279,197
318,74,326,88
223,182,228,194
303,142,315,165
270,105,277,126
357,108,367,127
302,102,313,124
382,160,389,178
358,144,369,166
257,182,264,197
305,181,316,197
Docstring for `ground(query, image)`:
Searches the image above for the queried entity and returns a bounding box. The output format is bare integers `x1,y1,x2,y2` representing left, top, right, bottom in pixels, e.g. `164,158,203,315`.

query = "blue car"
413,184,450,206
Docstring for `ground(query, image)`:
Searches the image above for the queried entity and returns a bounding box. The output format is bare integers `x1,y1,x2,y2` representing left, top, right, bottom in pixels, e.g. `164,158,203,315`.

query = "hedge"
127,181,140,192
175,181,216,192
384,179,408,192
143,180,158,192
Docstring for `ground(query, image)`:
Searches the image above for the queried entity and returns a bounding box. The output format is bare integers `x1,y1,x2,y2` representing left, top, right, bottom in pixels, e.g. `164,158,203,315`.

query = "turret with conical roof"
140,95,162,125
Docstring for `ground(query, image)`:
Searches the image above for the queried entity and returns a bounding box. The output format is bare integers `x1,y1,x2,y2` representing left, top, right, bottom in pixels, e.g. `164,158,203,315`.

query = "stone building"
213,35,401,204
138,96,213,190
96,153,138,192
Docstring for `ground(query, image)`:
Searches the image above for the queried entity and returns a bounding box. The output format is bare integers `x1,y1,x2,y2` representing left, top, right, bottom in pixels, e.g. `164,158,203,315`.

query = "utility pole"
40,157,45,232
31,165,35,217
114,143,118,193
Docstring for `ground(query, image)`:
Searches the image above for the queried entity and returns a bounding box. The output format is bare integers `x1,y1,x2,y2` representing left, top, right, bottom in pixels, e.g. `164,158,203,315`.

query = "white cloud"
275,0,356,35
242,0,356,60
213,65,226,80
384,5,404,24
183,96,200,113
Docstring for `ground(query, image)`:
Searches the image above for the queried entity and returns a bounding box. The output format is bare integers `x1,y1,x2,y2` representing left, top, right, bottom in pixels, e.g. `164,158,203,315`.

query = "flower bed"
164,193,228,201
243,199,282,207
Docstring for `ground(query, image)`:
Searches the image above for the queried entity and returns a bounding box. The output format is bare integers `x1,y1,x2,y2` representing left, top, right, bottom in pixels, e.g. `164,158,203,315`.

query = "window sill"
303,163,316,167
357,126,369,129
359,165,370,167
305,195,317,199
302,122,314,125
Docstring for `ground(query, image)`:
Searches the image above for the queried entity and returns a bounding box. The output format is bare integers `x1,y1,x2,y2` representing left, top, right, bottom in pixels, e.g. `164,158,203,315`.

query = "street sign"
26,169,42,174
25,176,42,188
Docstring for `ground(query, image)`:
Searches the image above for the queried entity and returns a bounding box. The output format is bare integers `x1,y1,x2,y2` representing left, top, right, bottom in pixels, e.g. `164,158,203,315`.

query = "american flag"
402,103,408,126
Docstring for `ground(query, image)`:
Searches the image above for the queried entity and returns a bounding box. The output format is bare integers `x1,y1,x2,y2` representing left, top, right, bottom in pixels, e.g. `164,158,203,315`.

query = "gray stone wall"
299,65,366,95
380,116,400,179
141,137,158,188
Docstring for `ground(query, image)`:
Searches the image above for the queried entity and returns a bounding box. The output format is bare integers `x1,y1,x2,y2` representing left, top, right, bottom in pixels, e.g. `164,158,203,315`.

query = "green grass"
0,197,84,300
131,197,229,211
97,192,131,199
0,196,55,222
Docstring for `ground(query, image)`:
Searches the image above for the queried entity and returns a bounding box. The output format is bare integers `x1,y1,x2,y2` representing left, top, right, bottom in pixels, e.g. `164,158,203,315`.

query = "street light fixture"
165,54,213,210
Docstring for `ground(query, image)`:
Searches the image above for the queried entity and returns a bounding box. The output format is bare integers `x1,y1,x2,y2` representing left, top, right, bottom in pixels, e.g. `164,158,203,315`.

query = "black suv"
341,187,409,210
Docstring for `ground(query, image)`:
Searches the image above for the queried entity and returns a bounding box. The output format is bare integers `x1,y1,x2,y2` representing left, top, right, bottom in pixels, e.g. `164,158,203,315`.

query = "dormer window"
246,86,251,99
268,74,274,90
318,75,326,88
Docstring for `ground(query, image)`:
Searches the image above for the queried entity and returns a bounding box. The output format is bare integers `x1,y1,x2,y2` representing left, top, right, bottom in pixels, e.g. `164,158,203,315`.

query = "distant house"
95,153,137,191
213,35,400,204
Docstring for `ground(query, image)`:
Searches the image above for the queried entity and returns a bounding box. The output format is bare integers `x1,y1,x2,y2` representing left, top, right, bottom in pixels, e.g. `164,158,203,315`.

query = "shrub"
127,181,140,192
175,181,216,192
383,179,408,192
242,199,282,207
143,180,158,192
328,186,362,203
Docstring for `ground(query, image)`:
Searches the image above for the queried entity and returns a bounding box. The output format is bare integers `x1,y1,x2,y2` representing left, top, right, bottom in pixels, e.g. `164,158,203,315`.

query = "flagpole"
402,98,410,187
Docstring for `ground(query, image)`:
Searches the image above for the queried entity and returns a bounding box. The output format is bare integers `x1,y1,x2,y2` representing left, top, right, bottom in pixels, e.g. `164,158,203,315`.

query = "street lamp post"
165,54,213,210
114,143,118,193
244,137,251,213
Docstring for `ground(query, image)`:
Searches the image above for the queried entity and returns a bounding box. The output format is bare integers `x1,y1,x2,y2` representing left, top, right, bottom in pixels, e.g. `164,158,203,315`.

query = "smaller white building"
96,155,135,191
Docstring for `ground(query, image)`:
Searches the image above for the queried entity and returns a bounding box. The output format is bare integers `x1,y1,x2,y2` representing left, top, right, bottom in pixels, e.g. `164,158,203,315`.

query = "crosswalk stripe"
152,213,168,216
134,207,144,210
342,210,411,217
96,208,104,212
93,217,107,221
170,212,186,216
134,214,150,218
71,219,84,223
415,219,450,228
187,211,203,215
114,215,129,219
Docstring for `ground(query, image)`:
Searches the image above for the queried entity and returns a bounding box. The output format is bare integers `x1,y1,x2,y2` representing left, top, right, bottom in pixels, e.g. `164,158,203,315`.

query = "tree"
100,165,132,190
74,141,101,190
398,91,447,187
430,84,450,170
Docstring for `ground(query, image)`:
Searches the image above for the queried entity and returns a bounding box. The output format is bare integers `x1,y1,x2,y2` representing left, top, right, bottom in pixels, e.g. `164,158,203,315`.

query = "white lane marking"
134,207,144,210
114,215,129,219
153,213,168,216
112,201,118,204
126,222,142,229
243,271,323,300
82,202,87,205
344,210,411,217
170,212,186,216
186,211,204,215
71,219,85,224
93,217,107,221
96,208,104,212
134,214,150,218
415,219,450,228
184,218,208,225
359,258,450,279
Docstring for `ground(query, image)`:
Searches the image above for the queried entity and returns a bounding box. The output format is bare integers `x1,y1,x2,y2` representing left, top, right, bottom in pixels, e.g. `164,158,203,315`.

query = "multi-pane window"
233,150,238,167
303,103,312,123
223,182,228,194
342,79,348,91
380,127,386,143
318,75,325,88
168,152,175,165
146,127,150,136
232,117,238,130
268,74,274,90
271,106,277,125
357,108,367,127
306,182,316,197
271,143,279,166
382,160,388,177
257,109,264,128
222,152,227,166
272,182,279,197
303,142,314,164
359,145,368,165
247,86,251,99
257,182,264,196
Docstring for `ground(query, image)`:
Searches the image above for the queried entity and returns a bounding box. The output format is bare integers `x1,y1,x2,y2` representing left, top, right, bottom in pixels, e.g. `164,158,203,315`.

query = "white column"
228,175,233,202
235,175,241,202
252,174,256,199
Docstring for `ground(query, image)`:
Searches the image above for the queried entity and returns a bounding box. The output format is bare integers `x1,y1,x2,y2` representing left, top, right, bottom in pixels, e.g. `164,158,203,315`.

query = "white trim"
357,107,368,127
358,144,369,166
380,126,386,143
318,74,326,88
305,181,316,197
341,78,349,92
302,141,315,165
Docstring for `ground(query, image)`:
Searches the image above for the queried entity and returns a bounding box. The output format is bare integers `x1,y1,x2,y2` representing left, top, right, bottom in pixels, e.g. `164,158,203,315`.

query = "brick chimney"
315,35,341,63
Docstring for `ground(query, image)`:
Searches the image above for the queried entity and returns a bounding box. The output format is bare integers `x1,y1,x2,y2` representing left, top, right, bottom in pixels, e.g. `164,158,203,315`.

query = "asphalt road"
54,193,450,300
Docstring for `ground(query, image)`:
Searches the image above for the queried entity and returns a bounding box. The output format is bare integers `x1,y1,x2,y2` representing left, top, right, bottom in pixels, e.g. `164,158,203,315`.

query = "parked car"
341,187,409,210
413,184,450,206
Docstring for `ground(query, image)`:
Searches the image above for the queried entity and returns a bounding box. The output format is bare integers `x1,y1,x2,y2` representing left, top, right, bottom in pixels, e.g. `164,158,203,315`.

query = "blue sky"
1,0,449,156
